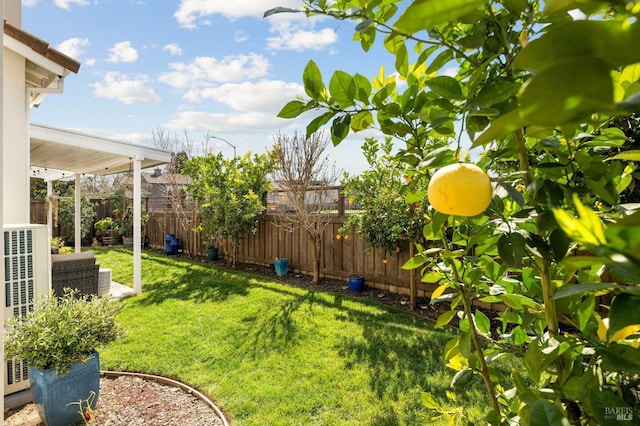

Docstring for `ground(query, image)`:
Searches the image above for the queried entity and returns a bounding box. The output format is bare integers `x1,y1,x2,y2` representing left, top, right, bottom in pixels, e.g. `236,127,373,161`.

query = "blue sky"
22,0,395,175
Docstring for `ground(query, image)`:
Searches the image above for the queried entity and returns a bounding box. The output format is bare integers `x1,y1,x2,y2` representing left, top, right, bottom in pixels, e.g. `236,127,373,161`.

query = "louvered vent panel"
3,225,49,396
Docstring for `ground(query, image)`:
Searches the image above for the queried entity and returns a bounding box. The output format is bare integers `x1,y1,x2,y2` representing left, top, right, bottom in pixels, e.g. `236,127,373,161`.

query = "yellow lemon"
427,163,493,217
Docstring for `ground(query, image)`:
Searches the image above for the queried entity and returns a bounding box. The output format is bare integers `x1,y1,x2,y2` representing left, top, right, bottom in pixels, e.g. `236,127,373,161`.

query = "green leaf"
516,20,640,72
303,60,326,100
524,343,546,384
329,71,355,108
576,294,595,332
472,109,526,148
600,344,640,374
353,73,372,104
519,58,613,126
306,111,337,137
608,150,640,161
589,388,635,425
553,283,619,300
426,49,454,74
451,368,474,387
402,254,427,270
350,111,374,132
549,227,571,262
498,232,526,266
503,0,528,14
529,399,571,426
553,196,607,247
608,293,640,338
277,100,311,119
426,76,463,99
421,392,439,409
395,42,409,76
331,114,351,145
443,337,460,360
263,7,299,18
394,0,484,34
472,80,520,108
435,310,456,328
474,310,491,335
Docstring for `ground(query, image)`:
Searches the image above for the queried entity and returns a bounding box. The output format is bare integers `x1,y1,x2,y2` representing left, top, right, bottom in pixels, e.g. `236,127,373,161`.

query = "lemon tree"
340,137,429,257
180,151,276,266
269,0,640,424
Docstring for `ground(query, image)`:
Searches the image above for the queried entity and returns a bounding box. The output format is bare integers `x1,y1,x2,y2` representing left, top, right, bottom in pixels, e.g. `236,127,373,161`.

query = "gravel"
4,374,227,426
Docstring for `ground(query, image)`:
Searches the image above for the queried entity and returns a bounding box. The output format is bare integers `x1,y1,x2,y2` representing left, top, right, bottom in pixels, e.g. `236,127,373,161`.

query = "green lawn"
94,249,500,425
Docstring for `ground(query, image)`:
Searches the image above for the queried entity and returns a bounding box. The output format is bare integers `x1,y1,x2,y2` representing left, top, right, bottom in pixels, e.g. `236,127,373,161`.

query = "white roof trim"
4,35,68,77
30,123,172,181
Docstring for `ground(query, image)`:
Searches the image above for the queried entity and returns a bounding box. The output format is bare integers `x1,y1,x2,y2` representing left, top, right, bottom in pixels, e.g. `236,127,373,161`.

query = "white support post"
47,180,53,244
74,174,81,253
133,158,142,293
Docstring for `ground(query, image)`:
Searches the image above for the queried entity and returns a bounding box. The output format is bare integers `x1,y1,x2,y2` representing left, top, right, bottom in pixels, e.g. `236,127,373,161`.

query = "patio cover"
29,123,172,293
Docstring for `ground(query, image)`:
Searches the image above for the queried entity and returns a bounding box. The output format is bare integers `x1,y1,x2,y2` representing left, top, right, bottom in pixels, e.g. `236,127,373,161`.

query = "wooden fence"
31,199,508,310
144,210,452,304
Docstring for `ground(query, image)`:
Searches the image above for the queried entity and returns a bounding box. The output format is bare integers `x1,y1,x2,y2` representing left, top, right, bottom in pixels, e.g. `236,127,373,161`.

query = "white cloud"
234,31,249,43
91,71,161,104
158,53,270,89
185,80,304,114
267,27,337,51
56,37,89,60
173,0,300,29
165,110,286,133
83,58,97,66
163,42,183,56
24,0,89,9
107,41,139,64
54,0,89,9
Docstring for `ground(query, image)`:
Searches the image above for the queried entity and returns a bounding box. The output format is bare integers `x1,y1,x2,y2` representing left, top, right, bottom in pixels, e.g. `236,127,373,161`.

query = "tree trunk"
309,225,322,283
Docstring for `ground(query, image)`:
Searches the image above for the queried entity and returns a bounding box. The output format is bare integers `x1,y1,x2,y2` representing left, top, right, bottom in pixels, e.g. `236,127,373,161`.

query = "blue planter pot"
349,274,365,292
207,247,218,261
274,258,289,276
29,351,100,426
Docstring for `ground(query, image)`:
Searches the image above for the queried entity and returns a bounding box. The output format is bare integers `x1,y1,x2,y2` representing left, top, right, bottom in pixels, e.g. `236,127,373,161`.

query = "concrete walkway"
106,281,137,299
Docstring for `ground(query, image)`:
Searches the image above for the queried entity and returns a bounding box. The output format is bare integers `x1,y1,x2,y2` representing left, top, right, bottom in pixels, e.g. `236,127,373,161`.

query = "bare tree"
271,131,342,283
151,127,199,256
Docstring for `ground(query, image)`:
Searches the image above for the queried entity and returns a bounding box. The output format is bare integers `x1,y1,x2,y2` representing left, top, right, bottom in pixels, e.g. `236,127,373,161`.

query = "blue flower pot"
274,258,289,276
29,351,100,426
207,247,218,261
349,274,365,292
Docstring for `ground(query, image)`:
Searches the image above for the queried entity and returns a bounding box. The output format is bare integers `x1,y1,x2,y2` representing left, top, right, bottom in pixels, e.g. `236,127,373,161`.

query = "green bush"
4,290,123,375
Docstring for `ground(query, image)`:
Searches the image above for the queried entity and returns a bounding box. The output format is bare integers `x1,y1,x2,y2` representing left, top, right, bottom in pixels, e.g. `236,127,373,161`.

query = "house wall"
2,47,28,223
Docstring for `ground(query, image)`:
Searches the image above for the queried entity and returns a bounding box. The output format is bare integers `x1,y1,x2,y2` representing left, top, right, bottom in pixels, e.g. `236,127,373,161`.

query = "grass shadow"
237,291,320,358
121,253,250,306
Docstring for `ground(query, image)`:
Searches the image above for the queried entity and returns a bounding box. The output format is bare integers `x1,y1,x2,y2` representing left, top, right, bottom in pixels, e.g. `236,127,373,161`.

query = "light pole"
211,135,237,158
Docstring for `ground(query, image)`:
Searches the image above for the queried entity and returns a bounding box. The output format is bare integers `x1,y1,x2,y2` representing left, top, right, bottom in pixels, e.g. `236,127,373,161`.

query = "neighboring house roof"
121,171,191,186
3,19,81,107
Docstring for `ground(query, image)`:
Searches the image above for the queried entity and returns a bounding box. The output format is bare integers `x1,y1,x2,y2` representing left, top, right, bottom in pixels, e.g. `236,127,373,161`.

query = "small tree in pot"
4,290,122,426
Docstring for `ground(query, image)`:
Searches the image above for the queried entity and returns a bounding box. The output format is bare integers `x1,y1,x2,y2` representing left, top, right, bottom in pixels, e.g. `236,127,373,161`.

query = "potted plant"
94,217,119,246
4,289,122,426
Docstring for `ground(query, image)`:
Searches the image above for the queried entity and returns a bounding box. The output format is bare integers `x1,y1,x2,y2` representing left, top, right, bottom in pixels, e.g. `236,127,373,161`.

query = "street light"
211,135,237,158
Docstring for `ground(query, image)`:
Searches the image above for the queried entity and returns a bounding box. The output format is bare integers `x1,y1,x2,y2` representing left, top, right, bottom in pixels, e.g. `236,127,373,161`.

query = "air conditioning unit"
3,224,50,396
